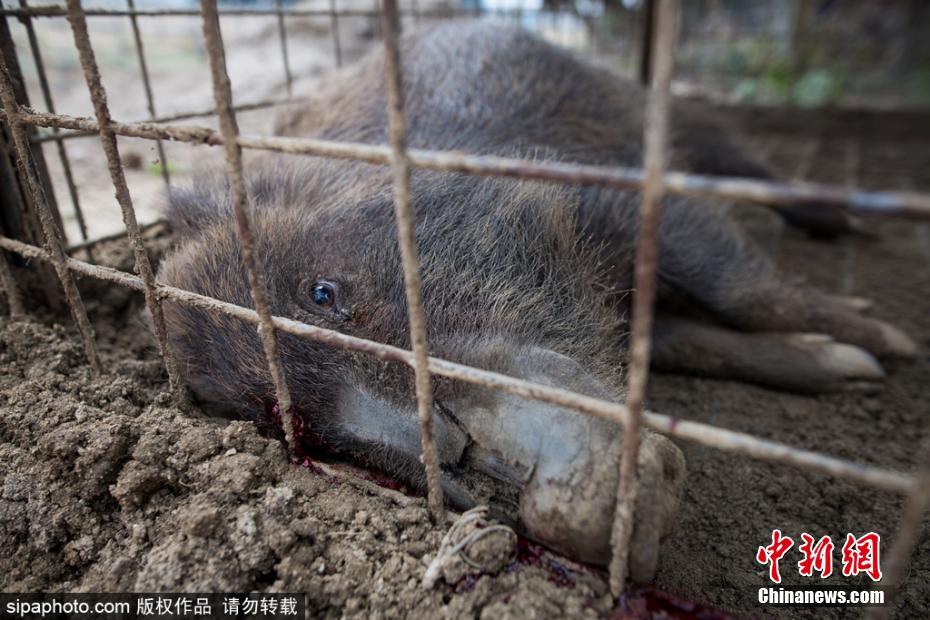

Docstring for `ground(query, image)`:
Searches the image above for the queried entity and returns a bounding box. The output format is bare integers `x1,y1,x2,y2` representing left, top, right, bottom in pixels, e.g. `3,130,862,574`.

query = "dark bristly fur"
157,22,914,487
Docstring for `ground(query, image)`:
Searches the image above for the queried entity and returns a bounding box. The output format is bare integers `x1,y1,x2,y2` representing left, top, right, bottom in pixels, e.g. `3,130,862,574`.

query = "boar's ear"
163,160,312,239
162,182,232,239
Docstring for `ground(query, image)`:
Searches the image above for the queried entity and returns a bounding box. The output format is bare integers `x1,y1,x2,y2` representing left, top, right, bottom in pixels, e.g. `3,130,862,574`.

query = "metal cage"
0,0,927,613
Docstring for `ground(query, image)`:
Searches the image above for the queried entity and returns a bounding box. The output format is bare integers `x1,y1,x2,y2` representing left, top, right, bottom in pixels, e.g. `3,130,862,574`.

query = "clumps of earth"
0,317,621,618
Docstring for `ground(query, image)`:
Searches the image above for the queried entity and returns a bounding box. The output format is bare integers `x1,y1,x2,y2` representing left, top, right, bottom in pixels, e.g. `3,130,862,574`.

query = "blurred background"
3,0,930,242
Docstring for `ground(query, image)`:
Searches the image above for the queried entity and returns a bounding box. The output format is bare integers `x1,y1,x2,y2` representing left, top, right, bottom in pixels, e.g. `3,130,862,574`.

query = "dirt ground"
643,107,930,619
2,95,929,620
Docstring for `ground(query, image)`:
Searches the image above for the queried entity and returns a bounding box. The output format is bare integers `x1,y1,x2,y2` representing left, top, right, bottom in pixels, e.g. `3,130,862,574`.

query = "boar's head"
157,159,685,580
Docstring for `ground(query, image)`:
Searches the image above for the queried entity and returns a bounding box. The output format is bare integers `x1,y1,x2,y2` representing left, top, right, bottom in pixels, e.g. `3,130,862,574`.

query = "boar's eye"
297,278,349,322
311,281,337,309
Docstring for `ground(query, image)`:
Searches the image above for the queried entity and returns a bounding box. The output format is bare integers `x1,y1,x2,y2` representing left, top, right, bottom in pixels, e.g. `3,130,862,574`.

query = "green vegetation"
701,38,847,107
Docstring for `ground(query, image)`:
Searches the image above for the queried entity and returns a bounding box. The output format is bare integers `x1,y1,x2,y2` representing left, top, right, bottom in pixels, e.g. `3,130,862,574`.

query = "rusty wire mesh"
198,0,296,447
0,0,928,608
608,0,676,593
379,0,444,521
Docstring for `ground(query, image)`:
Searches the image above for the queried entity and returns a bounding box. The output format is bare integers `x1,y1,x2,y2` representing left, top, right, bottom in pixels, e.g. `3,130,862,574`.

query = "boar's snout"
335,346,686,581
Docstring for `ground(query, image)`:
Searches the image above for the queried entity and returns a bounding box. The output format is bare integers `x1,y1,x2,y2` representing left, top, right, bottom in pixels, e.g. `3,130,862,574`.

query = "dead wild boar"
156,23,916,580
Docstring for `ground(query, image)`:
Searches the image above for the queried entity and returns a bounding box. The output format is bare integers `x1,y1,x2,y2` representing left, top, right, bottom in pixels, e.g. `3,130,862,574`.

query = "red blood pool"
612,586,744,620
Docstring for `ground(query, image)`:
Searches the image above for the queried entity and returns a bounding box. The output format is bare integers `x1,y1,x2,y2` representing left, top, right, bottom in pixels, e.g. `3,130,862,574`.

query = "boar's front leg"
578,189,916,392
654,201,916,392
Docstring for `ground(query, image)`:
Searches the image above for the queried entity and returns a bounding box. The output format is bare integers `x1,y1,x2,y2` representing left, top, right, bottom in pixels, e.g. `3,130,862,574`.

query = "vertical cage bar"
64,0,185,397
372,0,382,39
609,0,677,596
0,244,23,317
273,0,294,98
866,180,930,616
17,0,92,254
0,85,26,317
328,0,342,67
637,0,656,86
126,0,170,186
0,117,60,307
865,440,930,620
0,51,101,372
1,11,68,312
199,0,296,450
380,0,444,521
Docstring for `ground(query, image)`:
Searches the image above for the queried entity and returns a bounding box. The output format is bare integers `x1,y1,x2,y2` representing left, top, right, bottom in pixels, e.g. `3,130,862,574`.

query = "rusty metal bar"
8,107,930,220
31,96,301,144
866,168,930,617
66,218,166,255
126,0,170,186
273,0,294,98
0,6,374,18
16,0,92,255
0,51,101,372
0,58,62,311
372,0,382,39
329,0,343,68
865,439,930,620
0,232,917,496
0,246,23,317
3,3,72,306
65,0,185,397
0,6,530,19
609,0,677,596
637,0,656,86
199,0,296,452
380,0,444,521
2,3,921,604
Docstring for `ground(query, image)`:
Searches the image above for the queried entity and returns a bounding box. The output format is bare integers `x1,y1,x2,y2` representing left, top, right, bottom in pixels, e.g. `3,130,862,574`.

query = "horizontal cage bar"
197,0,297,451
0,6,528,19
30,97,301,144
0,234,915,496
3,107,929,218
